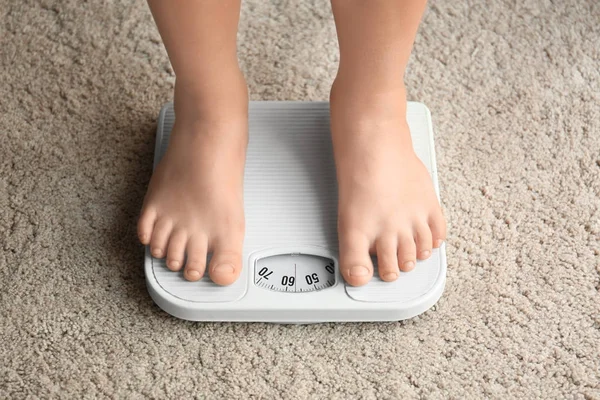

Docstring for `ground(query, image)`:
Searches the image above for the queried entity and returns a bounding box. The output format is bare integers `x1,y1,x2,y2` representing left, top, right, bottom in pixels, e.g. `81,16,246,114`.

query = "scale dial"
254,254,336,293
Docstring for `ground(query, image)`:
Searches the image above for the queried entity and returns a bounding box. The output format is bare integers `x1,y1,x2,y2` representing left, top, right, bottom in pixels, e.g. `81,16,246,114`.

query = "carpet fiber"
1,0,599,398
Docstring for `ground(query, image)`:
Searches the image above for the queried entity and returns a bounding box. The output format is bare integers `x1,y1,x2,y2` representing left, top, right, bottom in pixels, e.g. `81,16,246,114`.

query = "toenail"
169,260,180,269
435,239,444,248
420,250,431,258
349,266,369,277
212,264,235,275
152,248,162,257
383,272,398,281
188,270,201,279
404,261,415,271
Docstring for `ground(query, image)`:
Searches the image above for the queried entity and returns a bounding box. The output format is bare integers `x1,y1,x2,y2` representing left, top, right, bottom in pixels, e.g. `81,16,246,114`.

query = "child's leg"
330,0,446,286
138,0,247,285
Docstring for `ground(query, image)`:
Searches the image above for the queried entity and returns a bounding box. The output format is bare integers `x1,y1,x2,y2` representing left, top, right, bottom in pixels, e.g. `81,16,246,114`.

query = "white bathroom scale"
145,101,447,323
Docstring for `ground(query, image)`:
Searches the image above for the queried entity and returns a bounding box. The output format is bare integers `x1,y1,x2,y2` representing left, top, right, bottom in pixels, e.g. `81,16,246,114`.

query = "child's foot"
330,78,446,286
138,75,248,285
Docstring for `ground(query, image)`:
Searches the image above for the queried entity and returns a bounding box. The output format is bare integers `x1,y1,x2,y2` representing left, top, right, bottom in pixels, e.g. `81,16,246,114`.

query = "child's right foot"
138,74,248,285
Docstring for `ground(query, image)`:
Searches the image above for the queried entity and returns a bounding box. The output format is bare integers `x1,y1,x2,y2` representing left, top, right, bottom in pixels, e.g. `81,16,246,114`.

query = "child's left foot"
330,79,447,286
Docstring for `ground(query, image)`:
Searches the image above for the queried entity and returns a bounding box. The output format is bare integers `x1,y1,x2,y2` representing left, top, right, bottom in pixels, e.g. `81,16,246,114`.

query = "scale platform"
145,101,446,323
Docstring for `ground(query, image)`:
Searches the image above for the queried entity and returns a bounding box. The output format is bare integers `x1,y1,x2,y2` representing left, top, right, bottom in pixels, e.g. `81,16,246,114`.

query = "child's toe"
137,207,157,245
209,244,243,286
415,223,433,260
398,233,417,272
149,218,173,259
376,236,399,281
166,230,187,271
429,212,447,248
184,235,208,281
338,230,373,286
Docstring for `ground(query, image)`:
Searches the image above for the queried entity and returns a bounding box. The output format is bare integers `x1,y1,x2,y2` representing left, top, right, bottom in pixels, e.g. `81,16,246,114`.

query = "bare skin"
139,0,446,287
330,0,446,286
138,0,247,285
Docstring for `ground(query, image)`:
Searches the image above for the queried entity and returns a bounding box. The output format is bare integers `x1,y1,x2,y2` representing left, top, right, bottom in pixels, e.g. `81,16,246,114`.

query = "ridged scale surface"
151,102,443,303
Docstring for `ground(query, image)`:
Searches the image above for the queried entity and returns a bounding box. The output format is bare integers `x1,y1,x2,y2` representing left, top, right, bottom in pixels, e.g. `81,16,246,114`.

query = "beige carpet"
1,0,599,398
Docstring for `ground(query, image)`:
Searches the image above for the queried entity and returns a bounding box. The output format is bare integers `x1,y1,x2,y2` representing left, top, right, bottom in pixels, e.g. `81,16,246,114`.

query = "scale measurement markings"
254,255,336,293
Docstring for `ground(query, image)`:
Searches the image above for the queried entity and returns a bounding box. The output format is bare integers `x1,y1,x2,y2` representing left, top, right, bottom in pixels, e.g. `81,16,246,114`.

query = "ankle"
330,75,407,118
174,67,248,125
334,61,406,92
